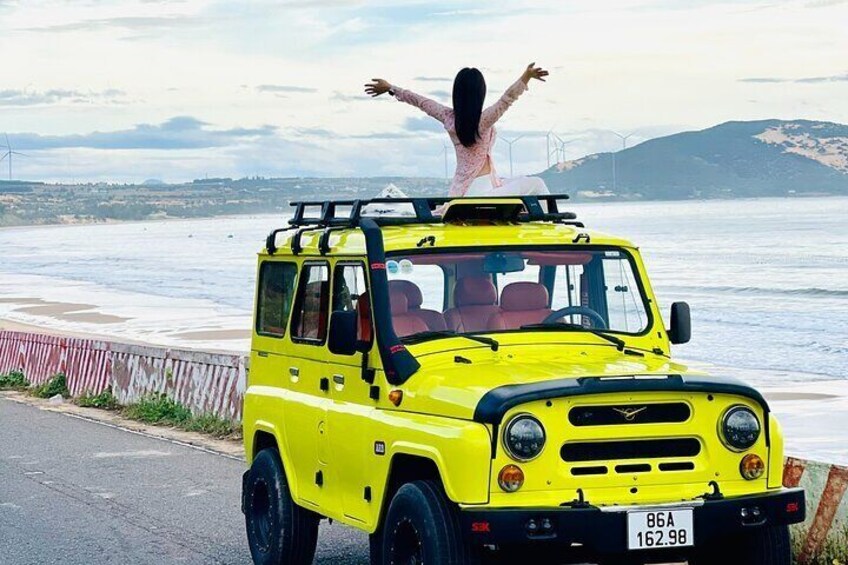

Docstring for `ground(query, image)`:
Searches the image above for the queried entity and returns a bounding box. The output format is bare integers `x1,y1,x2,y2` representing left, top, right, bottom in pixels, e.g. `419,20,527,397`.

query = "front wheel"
691,525,791,565
244,448,319,565
377,480,471,565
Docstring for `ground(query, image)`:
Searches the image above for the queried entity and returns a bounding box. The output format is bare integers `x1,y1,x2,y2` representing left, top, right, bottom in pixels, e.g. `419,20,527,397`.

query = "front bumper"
460,488,805,554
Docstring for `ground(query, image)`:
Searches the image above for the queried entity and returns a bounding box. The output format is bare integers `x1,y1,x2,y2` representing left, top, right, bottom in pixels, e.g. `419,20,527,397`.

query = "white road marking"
93,450,172,459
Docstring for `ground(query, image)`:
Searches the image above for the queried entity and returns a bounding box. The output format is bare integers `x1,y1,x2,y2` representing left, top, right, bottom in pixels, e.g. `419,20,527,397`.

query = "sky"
1,0,847,183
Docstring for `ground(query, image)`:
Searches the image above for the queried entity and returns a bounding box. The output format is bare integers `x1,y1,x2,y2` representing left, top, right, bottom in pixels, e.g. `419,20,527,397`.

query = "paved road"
0,398,370,565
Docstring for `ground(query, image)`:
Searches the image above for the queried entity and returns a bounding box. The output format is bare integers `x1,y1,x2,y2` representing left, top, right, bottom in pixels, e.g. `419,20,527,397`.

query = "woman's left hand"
521,63,549,84
364,78,392,97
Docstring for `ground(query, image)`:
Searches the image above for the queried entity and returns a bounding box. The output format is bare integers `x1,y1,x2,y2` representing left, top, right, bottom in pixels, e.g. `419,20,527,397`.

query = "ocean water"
0,197,846,386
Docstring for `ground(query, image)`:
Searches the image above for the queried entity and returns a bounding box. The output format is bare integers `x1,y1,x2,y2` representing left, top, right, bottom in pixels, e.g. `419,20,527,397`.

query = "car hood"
390,341,703,422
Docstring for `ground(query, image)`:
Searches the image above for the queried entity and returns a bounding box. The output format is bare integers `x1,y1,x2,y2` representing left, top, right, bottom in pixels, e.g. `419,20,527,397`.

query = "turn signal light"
740,454,765,480
388,390,403,407
498,464,525,493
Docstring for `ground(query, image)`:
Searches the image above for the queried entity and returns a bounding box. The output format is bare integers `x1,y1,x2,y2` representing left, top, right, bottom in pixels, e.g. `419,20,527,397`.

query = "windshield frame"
384,244,656,341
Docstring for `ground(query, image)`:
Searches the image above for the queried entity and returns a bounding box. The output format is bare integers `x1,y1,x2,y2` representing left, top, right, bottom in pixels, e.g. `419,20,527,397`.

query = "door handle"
289,367,300,383
332,374,345,386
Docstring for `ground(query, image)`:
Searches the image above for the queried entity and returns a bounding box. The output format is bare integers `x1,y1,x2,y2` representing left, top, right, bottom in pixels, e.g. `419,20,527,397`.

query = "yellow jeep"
241,196,805,565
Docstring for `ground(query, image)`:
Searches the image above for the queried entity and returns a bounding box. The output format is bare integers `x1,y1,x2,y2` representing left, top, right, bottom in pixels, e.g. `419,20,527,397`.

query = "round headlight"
503,414,546,461
720,406,761,451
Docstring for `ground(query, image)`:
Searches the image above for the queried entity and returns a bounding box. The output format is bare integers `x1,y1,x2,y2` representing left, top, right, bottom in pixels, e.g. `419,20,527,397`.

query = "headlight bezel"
502,413,547,462
719,405,762,452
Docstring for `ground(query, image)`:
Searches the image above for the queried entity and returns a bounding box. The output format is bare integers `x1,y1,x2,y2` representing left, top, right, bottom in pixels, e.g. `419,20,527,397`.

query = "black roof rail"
287,194,576,228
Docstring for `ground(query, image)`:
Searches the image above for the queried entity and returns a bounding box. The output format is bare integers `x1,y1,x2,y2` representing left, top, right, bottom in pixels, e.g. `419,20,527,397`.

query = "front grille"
560,438,701,462
568,403,691,426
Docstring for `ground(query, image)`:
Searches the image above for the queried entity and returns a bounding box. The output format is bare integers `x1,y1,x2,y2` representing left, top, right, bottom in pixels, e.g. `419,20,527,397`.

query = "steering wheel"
542,306,608,329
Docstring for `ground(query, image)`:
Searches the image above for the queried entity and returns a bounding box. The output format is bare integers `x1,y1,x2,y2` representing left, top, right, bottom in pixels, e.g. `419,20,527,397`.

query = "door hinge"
319,377,330,392
315,470,324,486
369,385,380,401
364,486,372,502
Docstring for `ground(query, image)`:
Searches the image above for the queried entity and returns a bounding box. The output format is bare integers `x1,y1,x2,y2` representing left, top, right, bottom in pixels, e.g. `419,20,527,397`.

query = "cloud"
256,84,318,94
9,116,277,151
0,88,126,107
413,76,452,82
740,72,848,84
806,0,848,7
21,15,202,34
427,89,451,99
403,117,445,134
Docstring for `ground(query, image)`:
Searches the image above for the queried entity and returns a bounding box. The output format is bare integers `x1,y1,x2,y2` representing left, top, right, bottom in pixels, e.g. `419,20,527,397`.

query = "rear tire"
692,525,791,565
378,479,471,565
244,448,319,565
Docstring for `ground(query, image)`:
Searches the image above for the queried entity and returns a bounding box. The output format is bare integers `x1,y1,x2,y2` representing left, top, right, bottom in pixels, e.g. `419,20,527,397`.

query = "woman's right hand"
364,78,392,97
521,63,549,84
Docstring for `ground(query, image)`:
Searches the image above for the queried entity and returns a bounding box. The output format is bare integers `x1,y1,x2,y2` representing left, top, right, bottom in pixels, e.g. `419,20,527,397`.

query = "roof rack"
287,194,578,228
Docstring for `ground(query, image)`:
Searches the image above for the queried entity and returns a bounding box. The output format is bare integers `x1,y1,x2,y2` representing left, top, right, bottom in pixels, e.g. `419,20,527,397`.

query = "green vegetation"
181,412,241,438
32,373,70,398
122,393,192,425
793,522,848,565
120,393,240,439
76,388,120,410
0,370,29,390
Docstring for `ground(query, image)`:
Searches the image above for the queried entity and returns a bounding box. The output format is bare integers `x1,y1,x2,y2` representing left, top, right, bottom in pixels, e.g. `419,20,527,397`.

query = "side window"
256,262,297,337
602,255,648,333
332,263,372,344
291,263,330,342
332,263,368,313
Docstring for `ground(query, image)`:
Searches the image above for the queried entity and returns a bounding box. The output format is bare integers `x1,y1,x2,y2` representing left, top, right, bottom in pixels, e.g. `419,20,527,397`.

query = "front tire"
244,448,319,565
379,479,470,565
692,525,791,565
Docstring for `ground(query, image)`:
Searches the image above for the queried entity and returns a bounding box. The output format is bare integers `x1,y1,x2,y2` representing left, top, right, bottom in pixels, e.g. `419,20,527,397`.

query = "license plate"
627,508,694,550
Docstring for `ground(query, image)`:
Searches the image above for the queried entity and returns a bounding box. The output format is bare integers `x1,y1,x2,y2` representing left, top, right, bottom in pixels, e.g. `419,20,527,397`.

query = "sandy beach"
0,296,250,353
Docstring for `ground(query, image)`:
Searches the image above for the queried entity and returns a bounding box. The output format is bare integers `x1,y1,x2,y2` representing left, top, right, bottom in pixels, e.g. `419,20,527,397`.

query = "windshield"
385,248,650,341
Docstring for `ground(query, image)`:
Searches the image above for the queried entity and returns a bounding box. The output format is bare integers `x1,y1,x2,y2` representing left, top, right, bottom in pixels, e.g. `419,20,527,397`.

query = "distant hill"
539,120,848,200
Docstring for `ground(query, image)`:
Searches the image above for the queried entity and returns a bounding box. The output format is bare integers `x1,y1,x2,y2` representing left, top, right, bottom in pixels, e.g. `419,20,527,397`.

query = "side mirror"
328,310,359,356
668,302,691,345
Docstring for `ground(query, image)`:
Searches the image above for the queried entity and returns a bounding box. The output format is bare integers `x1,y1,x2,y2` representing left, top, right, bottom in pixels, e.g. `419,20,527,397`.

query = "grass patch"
118,393,241,439
0,370,29,390
76,388,120,410
121,393,241,439
32,373,70,398
121,393,192,425
182,412,241,438
792,523,848,564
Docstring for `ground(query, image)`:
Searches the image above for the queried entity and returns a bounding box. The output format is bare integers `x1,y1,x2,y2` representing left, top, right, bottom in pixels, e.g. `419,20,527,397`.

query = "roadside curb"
0,390,245,461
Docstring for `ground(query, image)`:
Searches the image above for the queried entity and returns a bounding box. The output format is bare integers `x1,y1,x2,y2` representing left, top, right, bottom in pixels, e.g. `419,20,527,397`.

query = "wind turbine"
500,135,524,178
609,130,636,193
552,134,578,164
1,134,27,181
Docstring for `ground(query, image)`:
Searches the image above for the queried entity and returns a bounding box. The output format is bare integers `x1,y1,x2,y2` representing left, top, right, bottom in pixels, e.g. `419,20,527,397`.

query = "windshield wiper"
401,330,499,351
520,323,627,351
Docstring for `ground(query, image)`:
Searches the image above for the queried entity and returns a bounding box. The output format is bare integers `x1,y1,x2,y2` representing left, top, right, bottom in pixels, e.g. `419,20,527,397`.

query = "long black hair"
453,67,486,148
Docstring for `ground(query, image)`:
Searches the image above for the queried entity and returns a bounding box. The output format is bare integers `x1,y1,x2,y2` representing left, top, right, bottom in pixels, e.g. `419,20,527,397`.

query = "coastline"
3,193,846,231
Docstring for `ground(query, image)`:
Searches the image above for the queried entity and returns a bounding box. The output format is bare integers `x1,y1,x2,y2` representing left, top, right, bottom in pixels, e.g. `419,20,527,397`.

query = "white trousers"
465,175,550,197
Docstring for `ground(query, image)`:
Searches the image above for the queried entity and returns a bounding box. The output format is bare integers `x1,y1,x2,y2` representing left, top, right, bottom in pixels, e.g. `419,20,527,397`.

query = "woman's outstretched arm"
480,63,548,130
365,78,451,124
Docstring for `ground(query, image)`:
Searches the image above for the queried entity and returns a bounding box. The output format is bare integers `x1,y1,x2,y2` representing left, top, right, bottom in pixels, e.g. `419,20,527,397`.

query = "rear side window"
291,263,330,342
256,262,298,337
333,263,372,345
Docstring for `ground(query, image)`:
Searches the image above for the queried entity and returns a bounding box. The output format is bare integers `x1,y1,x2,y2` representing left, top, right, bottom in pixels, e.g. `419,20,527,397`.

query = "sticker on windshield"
605,251,622,258
386,260,400,275
399,259,414,274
